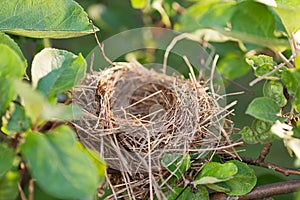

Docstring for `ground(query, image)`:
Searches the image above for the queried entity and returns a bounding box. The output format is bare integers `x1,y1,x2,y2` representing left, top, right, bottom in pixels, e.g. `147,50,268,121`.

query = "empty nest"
73,61,231,199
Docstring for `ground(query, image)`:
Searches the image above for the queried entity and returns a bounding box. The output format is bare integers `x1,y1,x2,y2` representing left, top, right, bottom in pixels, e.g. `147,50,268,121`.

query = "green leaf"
0,170,20,200
295,53,300,69
77,143,106,183
239,126,257,144
14,81,82,123
206,182,231,193
166,185,209,200
0,32,26,64
197,1,289,48
6,104,31,133
240,121,276,144
246,55,282,79
246,97,282,122
0,143,15,178
14,81,45,123
20,125,98,200
130,0,148,9
0,0,99,38
217,52,251,79
282,68,300,112
192,162,237,186
0,44,25,118
161,154,191,180
32,48,86,99
293,121,300,139
223,160,257,196
282,68,300,96
263,80,287,107
272,1,300,33
251,119,275,143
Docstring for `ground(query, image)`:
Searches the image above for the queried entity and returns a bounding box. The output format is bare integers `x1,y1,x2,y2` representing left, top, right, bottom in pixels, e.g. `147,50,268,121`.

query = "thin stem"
43,38,51,48
89,20,113,66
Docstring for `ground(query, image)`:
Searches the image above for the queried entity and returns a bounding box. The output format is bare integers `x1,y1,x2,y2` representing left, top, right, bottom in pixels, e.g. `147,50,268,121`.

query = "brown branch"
210,179,300,200
239,179,300,200
257,143,272,162
241,157,300,176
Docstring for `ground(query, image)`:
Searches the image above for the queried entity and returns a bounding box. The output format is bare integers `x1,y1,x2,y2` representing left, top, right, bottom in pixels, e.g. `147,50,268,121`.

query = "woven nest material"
73,61,228,199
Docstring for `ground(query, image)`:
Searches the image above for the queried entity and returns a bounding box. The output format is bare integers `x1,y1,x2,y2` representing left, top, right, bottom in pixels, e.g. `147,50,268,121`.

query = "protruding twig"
163,33,188,73
249,54,295,86
257,143,272,162
277,51,294,68
241,157,300,176
89,20,114,66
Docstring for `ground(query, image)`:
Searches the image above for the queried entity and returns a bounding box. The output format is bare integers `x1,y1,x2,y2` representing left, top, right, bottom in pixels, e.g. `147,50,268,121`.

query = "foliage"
1,0,300,199
0,0,105,199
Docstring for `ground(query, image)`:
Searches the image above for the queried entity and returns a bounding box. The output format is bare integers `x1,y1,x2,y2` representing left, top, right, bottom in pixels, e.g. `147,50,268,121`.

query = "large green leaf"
197,1,289,48
20,126,98,199
0,0,99,38
0,44,25,118
0,170,20,200
271,0,300,33
0,32,26,64
246,97,283,122
223,160,257,195
32,48,86,99
0,143,15,178
192,162,237,186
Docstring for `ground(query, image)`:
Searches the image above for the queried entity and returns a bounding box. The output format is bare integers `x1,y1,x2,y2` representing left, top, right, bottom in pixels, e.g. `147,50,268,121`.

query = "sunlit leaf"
32,48,86,99
20,126,98,199
197,1,289,48
0,0,99,38
14,81,45,123
0,44,25,118
0,32,26,65
77,143,106,183
130,0,148,9
192,162,237,186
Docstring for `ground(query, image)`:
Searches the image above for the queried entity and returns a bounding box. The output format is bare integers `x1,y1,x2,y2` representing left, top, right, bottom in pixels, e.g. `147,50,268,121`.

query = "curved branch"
210,179,300,200
241,157,300,176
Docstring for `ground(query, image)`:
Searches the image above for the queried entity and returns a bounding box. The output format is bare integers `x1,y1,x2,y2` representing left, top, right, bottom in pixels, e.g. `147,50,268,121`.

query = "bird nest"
73,61,232,199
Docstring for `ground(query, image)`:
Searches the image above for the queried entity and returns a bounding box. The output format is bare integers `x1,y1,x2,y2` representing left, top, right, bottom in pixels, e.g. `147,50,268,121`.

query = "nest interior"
73,62,226,199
